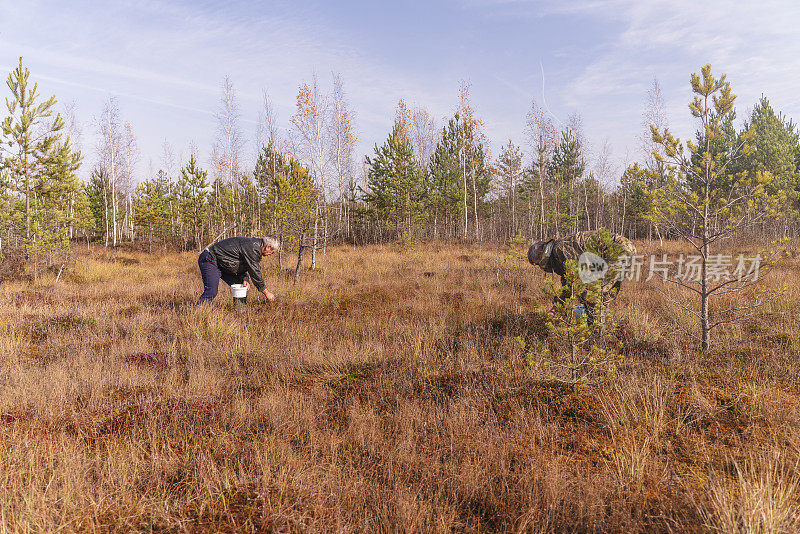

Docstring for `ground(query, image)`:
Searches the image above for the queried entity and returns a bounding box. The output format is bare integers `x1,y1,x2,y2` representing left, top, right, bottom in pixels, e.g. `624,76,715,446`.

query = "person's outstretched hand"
262,289,275,302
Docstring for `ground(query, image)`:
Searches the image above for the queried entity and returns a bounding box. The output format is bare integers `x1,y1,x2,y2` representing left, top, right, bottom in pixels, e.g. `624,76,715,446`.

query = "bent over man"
528,230,635,326
197,236,279,307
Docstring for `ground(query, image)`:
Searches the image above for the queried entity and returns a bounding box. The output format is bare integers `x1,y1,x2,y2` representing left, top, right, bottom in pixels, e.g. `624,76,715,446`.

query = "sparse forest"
3,59,798,268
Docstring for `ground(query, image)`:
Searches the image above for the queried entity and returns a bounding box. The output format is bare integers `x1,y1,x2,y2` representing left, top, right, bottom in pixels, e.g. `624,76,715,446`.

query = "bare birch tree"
254,91,281,236
62,101,82,240
494,140,524,238
327,72,356,236
212,75,245,236
160,139,178,236
524,99,557,237
410,106,438,166
640,77,669,242
256,90,280,152
160,140,177,179
456,81,488,240
640,77,668,164
118,122,138,241
290,74,328,269
96,97,125,247
592,139,614,232
566,112,589,235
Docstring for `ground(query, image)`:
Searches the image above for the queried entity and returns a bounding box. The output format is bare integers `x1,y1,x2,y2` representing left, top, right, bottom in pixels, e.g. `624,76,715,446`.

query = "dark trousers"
198,249,244,305
557,276,617,327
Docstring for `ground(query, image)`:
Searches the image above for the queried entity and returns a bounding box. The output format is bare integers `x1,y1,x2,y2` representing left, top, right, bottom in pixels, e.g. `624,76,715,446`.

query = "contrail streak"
540,62,565,129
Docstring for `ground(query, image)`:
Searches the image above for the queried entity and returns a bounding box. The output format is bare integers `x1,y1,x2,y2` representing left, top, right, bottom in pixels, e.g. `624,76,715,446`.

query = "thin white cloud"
33,71,217,118
551,0,800,165
1,0,456,178
5,0,800,185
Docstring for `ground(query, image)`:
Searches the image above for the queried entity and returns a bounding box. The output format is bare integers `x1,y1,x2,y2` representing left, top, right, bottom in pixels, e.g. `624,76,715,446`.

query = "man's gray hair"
261,236,280,251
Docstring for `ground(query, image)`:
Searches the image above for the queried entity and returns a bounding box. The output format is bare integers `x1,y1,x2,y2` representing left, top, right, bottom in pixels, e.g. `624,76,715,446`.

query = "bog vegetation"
1,59,800,531
1,243,799,531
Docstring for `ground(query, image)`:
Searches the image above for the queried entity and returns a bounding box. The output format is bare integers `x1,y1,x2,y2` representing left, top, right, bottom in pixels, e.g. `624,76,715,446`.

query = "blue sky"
2,0,800,185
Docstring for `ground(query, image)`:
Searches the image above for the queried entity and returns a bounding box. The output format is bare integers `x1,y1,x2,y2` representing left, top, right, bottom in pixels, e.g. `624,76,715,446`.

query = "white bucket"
230,284,248,298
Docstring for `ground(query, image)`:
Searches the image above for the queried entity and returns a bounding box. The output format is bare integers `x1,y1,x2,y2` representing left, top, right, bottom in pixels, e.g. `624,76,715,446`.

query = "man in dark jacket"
197,236,279,306
528,231,635,325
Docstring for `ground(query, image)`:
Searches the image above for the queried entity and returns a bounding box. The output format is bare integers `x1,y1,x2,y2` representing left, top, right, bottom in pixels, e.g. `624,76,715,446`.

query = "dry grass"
0,242,799,532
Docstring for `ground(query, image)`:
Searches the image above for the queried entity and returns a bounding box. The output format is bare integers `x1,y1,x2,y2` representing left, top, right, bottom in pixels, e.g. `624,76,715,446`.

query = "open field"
1,242,800,532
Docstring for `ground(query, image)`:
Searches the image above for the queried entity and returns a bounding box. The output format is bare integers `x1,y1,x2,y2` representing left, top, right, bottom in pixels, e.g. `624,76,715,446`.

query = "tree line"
2,58,799,277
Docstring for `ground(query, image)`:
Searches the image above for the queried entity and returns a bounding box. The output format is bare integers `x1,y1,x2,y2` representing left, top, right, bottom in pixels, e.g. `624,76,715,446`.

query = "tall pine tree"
134,170,172,252
736,96,800,223
176,155,209,250
1,57,81,269
548,129,585,235
363,124,427,239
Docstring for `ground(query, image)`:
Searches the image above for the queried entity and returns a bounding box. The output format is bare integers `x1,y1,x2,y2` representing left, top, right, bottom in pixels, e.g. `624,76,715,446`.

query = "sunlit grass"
0,241,797,531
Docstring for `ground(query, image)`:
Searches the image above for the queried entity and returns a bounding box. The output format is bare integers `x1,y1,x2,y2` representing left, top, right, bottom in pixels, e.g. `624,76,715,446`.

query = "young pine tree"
134,171,172,253
548,129,585,236
651,65,785,352
31,137,82,266
736,96,800,224
494,140,524,239
176,155,209,250
1,57,80,268
267,156,319,283
520,228,626,385
363,124,427,239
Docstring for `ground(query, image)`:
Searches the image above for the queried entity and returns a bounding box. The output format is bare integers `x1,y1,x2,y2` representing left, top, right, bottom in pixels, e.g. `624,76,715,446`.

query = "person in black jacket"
197,236,279,306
